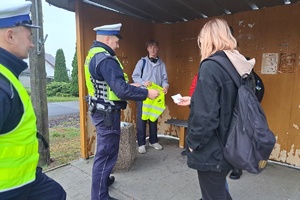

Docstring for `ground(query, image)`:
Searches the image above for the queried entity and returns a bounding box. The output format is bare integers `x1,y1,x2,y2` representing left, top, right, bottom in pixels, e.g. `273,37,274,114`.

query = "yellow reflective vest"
84,47,128,101
142,83,166,122
0,64,39,192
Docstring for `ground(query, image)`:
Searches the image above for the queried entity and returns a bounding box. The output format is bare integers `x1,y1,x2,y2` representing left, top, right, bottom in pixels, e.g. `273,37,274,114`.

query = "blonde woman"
177,18,255,200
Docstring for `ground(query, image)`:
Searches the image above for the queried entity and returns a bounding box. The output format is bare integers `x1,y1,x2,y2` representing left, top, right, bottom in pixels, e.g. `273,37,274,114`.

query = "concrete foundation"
114,122,136,171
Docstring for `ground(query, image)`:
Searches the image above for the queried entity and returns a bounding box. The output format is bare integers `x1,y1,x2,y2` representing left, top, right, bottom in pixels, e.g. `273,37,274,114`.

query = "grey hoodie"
132,56,169,88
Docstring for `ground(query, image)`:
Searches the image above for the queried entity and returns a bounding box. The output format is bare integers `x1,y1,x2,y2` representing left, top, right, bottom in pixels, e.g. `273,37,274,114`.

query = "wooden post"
28,0,50,166
179,127,186,149
75,0,89,158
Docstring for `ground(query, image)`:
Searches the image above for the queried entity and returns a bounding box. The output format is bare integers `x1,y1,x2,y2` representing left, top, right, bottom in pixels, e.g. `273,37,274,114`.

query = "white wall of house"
20,54,56,88
19,75,31,89
45,61,54,79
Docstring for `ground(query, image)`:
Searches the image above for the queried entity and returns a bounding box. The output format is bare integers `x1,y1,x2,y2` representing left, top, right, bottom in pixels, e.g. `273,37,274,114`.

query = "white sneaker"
138,145,146,154
149,142,163,150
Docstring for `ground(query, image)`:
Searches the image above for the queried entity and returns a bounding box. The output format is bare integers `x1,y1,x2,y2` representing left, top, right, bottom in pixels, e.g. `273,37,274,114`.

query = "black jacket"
0,48,26,134
186,51,237,172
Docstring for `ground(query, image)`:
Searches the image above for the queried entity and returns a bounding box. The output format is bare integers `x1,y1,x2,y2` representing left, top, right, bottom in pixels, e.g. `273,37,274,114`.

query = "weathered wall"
228,5,300,166
77,2,300,166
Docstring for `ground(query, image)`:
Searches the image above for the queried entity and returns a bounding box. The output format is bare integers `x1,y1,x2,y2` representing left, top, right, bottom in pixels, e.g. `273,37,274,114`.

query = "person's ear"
105,35,110,43
5,29,15,44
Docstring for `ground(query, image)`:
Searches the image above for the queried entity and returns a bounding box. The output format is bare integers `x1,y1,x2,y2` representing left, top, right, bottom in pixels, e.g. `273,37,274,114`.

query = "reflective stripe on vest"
142,83,166,122
0,64,39,192
84,47,128,102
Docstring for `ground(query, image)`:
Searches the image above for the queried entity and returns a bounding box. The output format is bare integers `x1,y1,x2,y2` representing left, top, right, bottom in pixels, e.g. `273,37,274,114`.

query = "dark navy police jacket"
0,47,26,134
89,41,148,110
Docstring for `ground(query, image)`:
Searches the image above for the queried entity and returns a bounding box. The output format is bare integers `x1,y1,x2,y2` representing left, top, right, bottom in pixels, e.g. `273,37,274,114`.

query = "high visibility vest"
0,64,39,192
142,83,166,122
84,47,128,102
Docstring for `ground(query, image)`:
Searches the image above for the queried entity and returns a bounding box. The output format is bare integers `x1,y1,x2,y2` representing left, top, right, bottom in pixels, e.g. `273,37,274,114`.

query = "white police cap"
93,23,123,39
0,1,40,29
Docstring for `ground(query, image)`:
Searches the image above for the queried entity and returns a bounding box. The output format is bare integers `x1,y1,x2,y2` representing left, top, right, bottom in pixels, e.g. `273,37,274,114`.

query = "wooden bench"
165,119,188,148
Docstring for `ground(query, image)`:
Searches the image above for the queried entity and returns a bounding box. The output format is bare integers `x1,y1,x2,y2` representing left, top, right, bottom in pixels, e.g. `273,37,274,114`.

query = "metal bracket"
37,34,48,55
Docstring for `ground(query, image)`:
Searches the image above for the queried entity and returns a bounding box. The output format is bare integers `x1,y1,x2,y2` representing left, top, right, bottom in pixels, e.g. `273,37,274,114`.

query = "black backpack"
207,54,276,174
252,70,264,103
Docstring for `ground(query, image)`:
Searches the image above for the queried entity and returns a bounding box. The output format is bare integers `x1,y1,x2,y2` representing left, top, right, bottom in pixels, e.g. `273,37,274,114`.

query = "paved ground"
48,101,79,116
46,137,300,200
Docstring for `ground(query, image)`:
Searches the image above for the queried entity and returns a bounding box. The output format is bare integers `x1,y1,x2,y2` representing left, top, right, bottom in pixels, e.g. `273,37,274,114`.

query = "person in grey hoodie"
176,18,255,200
132,39,169,154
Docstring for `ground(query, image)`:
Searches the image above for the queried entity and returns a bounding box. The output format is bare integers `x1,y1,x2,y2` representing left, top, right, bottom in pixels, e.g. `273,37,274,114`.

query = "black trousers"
136,101,158,146
0,167,66,200
197,170,232,200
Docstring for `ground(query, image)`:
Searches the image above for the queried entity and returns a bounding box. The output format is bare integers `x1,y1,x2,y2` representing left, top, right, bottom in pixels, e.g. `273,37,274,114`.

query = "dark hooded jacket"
186,50,255,171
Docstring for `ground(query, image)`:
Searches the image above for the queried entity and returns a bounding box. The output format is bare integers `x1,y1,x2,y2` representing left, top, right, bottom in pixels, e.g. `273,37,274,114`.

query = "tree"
54,48,69,82
70,46,79,96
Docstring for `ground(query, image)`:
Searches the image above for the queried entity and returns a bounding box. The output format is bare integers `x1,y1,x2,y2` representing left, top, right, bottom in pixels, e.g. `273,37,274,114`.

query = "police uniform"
85,23,148,200
0,2,66,199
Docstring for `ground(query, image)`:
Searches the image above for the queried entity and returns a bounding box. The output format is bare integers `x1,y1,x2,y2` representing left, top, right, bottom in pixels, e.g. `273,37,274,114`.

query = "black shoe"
107,176,115,187
108,196,118,200
181,150,187,156
229,169,242,180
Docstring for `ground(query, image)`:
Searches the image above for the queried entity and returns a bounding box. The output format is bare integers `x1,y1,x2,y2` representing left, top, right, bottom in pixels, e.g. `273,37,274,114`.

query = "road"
48,101,79,116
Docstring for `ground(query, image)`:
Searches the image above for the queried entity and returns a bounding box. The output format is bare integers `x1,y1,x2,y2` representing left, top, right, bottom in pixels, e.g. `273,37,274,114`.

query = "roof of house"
45,0,296,24
45,53,55,66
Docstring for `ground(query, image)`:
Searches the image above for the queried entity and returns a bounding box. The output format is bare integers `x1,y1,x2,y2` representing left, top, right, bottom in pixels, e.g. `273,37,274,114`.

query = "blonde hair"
198,18,237,61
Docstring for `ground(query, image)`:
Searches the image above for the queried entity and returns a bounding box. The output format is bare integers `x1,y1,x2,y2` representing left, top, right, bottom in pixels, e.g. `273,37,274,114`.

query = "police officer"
84,23,159,200
0,1,66,200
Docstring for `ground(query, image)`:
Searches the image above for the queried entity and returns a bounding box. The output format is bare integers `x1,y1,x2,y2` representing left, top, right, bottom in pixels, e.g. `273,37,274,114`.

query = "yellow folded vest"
142,83,166,122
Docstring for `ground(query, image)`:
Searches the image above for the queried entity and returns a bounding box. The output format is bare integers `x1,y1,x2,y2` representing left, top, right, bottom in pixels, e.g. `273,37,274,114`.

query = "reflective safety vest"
142,83,166,122
84,47,128,103
0,64,39,192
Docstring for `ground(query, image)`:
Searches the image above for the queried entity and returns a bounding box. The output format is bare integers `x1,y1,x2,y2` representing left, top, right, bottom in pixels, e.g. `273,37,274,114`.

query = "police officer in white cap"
84,23,159,200
0,1,66,199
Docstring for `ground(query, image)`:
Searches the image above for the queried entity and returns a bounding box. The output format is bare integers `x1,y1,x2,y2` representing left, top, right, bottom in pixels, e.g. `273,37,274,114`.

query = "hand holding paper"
171,94,183,104
176,96,191,106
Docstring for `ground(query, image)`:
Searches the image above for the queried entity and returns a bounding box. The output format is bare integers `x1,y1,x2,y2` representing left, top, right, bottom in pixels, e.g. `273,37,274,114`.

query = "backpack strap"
206,52,257,93
140,58,146,78
204,53,242,149
205,53,241,87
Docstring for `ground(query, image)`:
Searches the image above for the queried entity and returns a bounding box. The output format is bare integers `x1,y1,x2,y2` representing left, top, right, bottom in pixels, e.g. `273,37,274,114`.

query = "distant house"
19,67,31,88
20,53,71,88
45,53,55,80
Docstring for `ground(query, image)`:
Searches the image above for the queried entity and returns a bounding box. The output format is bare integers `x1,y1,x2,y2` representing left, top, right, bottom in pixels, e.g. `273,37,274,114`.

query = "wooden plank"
165,119,188,127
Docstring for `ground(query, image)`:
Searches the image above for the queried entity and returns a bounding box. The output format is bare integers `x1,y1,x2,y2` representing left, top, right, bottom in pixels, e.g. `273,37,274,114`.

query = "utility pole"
28,0,50,166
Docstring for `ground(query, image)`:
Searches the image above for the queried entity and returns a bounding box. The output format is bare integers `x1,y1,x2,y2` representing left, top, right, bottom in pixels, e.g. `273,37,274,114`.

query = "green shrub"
47,81,71,97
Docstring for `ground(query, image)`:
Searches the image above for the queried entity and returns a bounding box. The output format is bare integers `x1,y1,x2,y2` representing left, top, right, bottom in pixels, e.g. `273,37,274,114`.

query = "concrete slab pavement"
46,137,300,200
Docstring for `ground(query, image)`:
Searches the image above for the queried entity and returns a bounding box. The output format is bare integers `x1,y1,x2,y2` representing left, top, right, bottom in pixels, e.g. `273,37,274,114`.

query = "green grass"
42,96,80,170
50,127,79,138
45,126,81,169
47,96,79,102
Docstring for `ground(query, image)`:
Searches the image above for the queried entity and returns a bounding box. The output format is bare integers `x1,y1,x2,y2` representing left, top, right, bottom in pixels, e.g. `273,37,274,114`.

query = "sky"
42,1,76,70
